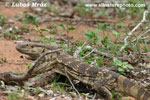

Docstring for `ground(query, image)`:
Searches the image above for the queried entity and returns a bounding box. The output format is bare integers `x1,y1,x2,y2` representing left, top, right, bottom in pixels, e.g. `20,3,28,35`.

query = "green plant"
44,4,60,15
115,0,146,18
32,23,59,46
127,0,146,16
0,14,8,26
33,87,50,95
113,59,133,74
1,82,24,100
59,21,75,49
112,30,126,43
96,57,104,67
115,7,126,17
74,2,92,16
81,93,93,98
7,91,24,100
19,25,30,33
111,90,122,100
52,81,72,93
44,4,55,12
17,11,39,24
2,30,20,40
25,62,33,69
40,34,58,46
84,29,101,45
1,24,30,40
97,23,112,37
6,86,25,100
94,8,110,18
59,21,75,33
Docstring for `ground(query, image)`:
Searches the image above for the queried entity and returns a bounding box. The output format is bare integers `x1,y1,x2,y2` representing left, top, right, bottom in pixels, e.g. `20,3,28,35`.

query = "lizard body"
16,42,150,100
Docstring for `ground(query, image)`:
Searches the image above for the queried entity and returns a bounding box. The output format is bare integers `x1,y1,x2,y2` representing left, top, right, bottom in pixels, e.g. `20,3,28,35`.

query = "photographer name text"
8,2,47,7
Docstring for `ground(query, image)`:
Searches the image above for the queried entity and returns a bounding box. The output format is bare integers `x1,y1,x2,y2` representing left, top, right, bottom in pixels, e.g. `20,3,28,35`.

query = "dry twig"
120,10,150,51
73,42,87,58
64,67,80,96
131,29,150,43
82,48,96,59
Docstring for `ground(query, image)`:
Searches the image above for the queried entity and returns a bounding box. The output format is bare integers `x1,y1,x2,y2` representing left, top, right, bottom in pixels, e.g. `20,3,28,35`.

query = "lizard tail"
117,75,150,100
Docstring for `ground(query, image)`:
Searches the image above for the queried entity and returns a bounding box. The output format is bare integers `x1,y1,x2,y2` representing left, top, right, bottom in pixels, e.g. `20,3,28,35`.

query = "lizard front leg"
93,85,112,100
24,70,56,87
92,71,117,100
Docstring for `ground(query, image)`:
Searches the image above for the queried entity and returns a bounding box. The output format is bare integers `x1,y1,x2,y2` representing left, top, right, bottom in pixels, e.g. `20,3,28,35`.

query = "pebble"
70,92,77,98
53,93,58,97
47,90,54,95
49,98,56,100
38,93,45,97
64,97,72,100
121,96,135,100
61,94,65,98
145,63,150,68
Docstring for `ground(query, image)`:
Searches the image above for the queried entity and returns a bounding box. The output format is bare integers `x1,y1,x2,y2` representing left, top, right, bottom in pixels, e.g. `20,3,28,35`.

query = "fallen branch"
64,67,80,96
82,48,96,59
131,29,150,43
73,42,87,58
120,10,150,52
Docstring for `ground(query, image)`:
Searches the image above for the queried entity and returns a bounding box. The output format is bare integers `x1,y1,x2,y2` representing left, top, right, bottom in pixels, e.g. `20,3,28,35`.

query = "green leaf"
123,62,128,65
35,21,39,27
28,63,32,67
119,33,126,37
96,23,101,29
18,93,24,98
118,68,125,75
94,29,100,33
97,57,103,67
66,20,70,25
122,65,127,69
59,24,67,30
113,59,122,66
118,68,124,72
112,30,119,36
40,28,49,31
49,29,54,34
68,26,75,30
126,65,134,69
120,22,124,27
84,29,101,44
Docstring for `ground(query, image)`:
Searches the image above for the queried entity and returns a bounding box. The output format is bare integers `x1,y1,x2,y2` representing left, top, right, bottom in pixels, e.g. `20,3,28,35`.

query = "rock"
70,92,77,98
47,89,54,95
64,97,72,100
49,98,56,100
145,63,150,68
121,96,136,100
38,93,45,97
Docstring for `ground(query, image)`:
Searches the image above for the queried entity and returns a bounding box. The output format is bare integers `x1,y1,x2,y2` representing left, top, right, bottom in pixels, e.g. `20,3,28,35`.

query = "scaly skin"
16,42,150,100
16,42,58,60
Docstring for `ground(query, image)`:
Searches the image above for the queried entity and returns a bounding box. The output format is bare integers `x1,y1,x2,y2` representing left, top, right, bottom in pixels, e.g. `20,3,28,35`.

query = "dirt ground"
0,8,30,73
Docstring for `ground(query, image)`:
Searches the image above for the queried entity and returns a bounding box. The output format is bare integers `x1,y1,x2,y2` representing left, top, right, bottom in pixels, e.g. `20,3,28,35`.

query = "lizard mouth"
16,45,38,56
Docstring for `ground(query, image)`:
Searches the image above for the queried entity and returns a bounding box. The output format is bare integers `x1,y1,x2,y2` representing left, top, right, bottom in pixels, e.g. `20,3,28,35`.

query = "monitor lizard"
16,42,150,100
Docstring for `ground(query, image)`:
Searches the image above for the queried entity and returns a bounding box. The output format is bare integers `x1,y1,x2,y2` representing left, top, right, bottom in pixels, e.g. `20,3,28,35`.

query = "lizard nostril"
42,49,45,53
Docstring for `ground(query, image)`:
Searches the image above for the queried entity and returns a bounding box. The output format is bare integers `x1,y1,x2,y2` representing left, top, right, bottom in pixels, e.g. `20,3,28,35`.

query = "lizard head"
16,42,58,60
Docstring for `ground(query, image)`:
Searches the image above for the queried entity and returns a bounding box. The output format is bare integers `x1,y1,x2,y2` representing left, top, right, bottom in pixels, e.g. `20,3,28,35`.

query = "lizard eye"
31,46,34,48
